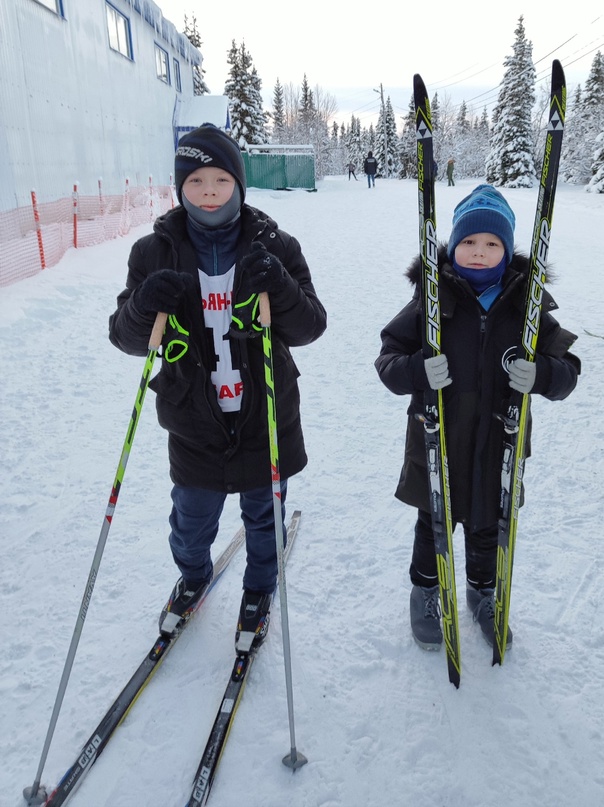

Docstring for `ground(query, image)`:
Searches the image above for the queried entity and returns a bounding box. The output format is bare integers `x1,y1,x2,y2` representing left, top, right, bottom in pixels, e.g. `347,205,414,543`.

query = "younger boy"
375,184,580,650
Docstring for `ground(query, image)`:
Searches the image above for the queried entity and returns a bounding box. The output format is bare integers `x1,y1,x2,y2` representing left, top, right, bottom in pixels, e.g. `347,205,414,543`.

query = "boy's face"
454,232,505,269
182,166,236,212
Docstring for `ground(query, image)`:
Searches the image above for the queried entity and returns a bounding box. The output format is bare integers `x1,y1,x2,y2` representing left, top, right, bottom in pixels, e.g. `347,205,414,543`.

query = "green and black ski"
42,527,245,806
413,74,461,688
493,59,567,665
185,510,301,806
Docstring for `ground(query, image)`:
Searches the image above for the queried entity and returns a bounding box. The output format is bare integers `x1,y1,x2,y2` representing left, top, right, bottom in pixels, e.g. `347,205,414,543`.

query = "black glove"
240,242,286,293
136,269,191,315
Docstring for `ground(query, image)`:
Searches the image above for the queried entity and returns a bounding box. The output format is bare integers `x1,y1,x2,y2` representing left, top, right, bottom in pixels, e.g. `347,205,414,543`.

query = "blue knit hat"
174,124,246,204
447,184,516,263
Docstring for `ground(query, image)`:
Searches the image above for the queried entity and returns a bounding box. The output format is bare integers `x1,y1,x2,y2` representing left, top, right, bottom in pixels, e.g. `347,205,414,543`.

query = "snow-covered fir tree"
457,100,470,133
385,97,401,177
328,121,346,175
183,14,209,95
266,74,330,178
399,94,416,179
333,121,346,175
297,74,315,144
468,108,491,177
561,85,586,183
270,78,286,143
432,93,457,179
224,40,268,147
562,52,604,186
584,51,604,192
269,76,336,173
249,66,268,142
310,84,338,179
531,80,556,177
374,96,399,177
587,132,604,193
431,93,441,170
486,16,536,187
448,100,488,179
345,115,364,174
363,125,377,167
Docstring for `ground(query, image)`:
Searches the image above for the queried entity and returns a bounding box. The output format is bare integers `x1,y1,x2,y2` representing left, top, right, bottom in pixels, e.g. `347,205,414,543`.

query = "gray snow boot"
466,585,513,648
410,584,443,650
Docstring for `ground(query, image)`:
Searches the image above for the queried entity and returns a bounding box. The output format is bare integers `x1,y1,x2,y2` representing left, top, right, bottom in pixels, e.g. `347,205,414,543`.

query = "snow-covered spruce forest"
214,18,604,190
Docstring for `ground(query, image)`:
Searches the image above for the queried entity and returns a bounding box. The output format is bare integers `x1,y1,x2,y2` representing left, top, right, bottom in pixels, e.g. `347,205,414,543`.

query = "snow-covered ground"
2,176,603,807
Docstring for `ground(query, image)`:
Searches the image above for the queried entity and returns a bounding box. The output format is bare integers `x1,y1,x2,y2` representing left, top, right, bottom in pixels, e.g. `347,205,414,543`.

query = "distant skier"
346,162,358,180
375,184,580,651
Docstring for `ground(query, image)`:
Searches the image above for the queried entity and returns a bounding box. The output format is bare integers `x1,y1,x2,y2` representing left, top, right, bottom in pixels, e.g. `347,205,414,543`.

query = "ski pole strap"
149,311,168,351
259,292,271,327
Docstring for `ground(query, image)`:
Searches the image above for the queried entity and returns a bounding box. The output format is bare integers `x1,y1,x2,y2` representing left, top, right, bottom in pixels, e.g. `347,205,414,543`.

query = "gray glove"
508,358,536,393
424,354,452,390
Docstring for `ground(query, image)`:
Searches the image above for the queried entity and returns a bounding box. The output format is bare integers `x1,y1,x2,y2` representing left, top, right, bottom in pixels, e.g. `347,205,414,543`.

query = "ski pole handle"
149,311,168,351
259,292,271,328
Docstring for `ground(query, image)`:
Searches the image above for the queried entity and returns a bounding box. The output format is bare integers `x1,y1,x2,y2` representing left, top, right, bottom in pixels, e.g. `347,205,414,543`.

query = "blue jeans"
168,482,288,593
367,174,375,187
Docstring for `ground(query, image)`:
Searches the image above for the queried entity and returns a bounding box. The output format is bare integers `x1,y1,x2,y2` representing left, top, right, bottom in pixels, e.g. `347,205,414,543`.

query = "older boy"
109,125,326,651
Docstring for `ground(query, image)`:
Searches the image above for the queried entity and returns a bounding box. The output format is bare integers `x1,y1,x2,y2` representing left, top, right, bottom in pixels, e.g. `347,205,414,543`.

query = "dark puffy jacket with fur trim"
375,246,580,530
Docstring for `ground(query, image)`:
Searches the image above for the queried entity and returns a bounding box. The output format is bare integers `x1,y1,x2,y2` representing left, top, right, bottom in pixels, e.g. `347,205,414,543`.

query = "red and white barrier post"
31,189,46,271
72,182,79,248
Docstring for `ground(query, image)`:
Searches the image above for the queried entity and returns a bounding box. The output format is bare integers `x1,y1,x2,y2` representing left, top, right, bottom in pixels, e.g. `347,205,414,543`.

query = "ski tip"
552,59,565,83
413,73,425,91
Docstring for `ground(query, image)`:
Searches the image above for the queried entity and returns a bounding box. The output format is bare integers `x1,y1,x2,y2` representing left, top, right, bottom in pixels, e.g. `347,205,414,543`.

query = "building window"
155,45,170,84
106,3,133,60
33,0,63,13
173,58,182,92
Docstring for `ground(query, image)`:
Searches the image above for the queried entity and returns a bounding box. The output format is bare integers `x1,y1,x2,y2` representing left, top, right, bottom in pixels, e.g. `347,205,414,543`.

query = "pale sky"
158,1,603,126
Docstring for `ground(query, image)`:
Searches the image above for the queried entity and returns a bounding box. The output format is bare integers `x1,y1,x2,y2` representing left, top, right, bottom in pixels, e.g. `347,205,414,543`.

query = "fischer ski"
413,74,461,688
42,527,245,807
185,509,301,806
493,59,566,666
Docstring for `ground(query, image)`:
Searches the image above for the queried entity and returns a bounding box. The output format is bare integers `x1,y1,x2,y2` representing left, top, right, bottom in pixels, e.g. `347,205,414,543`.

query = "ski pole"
23,311,167,806
258,292,307,771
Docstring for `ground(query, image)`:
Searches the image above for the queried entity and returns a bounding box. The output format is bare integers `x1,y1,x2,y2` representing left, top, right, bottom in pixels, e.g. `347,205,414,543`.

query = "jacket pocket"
149,370,191,406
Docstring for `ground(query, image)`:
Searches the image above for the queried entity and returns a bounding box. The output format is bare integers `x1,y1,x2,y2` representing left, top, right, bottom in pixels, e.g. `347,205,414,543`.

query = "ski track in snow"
1,177,603,807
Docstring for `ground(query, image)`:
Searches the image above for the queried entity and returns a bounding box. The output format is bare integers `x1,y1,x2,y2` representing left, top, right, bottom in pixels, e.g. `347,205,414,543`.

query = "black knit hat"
174,124,246,204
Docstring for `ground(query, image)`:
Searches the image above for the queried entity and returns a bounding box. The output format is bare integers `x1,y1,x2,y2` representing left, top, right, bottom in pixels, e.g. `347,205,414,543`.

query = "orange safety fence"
0,178,175,288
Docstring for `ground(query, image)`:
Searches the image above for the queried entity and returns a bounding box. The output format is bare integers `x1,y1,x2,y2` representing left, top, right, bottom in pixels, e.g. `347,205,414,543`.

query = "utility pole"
373,83,389,178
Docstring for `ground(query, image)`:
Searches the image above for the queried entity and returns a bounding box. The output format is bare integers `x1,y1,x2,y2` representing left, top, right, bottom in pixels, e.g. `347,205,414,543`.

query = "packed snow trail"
1,176,603,807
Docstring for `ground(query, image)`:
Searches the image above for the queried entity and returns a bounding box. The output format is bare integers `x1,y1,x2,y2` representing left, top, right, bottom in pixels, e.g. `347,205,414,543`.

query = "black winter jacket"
364,156,378,176
375,247,580,530
109,204,326,492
